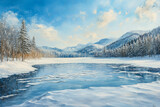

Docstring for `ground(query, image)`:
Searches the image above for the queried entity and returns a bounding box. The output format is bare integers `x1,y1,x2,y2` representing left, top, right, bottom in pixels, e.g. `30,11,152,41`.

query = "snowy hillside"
39,46,84,57
39,38,112,57
77,44,103,56
63,43,92,52
106,30,148,49
64,38,112,52
39,46,63,52
94,38,112,45
119,30,148,40
77,38,112,55
39,46,63,57
146,26,160,37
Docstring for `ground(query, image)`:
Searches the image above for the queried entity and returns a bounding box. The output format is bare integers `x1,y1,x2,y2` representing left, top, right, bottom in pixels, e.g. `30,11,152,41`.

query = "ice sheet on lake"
12,81,160,107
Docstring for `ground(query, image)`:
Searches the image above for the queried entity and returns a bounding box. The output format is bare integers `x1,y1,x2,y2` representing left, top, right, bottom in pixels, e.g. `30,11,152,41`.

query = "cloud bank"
135,0,158,22
98,10,117,28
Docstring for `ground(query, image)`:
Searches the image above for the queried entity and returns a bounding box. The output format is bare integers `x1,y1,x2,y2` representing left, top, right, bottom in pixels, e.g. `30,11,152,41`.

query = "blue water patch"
0,63,160,106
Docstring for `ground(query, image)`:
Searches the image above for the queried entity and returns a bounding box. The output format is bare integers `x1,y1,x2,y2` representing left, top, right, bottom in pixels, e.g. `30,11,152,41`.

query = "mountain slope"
63,43,92,52
77,38,112,55
77,44,103,56
106,31,148,49
39,46,63,52
95,38,111,45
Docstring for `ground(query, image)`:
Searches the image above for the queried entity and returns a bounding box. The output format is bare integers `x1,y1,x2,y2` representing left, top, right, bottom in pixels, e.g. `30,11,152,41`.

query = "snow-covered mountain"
106,30,148,49
39,46,63,57
94,38,111,45
77,30,149,55
63,38,112,53
77,38,112,55
119,31,147,40
39,26,160,57
63,43,92,52
39,38,112,57
148,26,160,37
77,44,103,56
39,46,63,52
39,46,85,57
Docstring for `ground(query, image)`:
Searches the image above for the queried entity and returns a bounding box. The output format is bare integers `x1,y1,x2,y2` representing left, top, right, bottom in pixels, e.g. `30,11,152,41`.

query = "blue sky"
0,0,160,48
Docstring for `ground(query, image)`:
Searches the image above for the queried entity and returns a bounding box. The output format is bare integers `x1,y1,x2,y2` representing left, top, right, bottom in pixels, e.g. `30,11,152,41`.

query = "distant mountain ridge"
77,38,112,55
39,46,63,52
39,26,160,57
39,38,112,57
94,38,111,45
63,38,112,52
105,30,148,49
119,30,148,40
63,43,92,52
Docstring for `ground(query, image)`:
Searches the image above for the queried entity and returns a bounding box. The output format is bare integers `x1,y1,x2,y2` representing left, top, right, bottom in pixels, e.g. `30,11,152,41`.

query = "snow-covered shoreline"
0,57,160,78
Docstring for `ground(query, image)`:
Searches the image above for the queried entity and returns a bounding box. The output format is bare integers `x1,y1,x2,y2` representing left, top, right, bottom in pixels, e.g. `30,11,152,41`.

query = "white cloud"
119,22,123,27
135,0,158,22
99,0,110,7
84,32,98,40
75,25,82,31
63,32,99,48
98,10,117,28
65,35,84,46
145,0,156,7
126,18,129,22
2,11,20,26
80,11,86,15
28,23,59,42
93,9,97,14
76,11,86,21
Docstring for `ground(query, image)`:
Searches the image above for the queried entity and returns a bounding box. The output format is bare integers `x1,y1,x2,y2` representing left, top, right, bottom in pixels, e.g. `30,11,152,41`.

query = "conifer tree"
31,36,36,50
18,20,30,61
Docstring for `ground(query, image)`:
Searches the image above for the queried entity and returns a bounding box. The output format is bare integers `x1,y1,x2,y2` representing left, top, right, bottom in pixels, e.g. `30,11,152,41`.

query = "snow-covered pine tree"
10,27,19,61
0,21,5,62
146,35,152,56
152,36,157,55
31,36,36,49
0,18,8,62
138,37,145,56
18,20,31,61
103,47,106,57
156,34,160,54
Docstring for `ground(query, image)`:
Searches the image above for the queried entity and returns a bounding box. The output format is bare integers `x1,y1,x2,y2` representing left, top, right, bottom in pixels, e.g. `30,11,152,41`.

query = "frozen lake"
0,62,160,107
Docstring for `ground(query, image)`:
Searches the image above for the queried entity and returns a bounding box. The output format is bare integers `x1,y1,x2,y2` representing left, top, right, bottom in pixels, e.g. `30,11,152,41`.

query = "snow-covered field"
0,57,160,78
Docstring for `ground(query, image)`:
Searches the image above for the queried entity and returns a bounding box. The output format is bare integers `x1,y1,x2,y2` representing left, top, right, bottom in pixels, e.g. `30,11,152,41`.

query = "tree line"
0,17,43,62
95,32,160,57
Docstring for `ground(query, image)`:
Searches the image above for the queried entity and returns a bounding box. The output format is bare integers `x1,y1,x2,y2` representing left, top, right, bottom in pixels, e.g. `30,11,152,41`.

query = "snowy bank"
0,57,160,78
13,81,160,107
0,61,36,78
